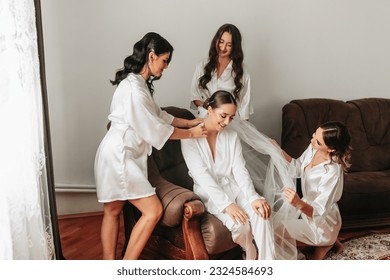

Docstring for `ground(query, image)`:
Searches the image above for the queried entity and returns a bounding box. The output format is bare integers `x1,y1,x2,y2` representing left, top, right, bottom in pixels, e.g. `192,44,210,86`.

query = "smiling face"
206,103,236,132
217,32,233,58
149,51,170,77
311,127,331,154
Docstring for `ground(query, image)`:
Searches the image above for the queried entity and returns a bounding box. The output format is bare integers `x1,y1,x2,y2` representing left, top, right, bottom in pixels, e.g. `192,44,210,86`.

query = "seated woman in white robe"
181,90,276,260
276,121,351,259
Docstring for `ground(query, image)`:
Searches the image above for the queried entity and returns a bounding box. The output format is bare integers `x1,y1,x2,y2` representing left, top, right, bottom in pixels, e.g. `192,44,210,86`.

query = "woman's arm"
171,117,204,128
190,61,206,110
236,69,253,121
270,139,293,163
193,100,204,107
283,188,313,217
169,125,207,140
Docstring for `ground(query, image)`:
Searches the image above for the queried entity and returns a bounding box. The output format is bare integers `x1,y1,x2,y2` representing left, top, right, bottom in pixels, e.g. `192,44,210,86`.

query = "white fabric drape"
0,0,55,259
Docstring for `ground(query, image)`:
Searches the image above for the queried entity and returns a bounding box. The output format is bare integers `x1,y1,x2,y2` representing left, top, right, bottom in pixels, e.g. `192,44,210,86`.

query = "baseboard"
56,191,102,215
58,211,103,220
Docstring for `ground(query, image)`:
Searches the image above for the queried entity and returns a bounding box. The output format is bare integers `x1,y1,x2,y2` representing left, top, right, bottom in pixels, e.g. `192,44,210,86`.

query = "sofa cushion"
348,98,390,146
341,171,390,214
346,98,390,172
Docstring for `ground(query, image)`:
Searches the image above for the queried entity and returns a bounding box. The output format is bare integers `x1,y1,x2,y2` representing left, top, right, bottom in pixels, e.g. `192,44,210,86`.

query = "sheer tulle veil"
230,118,298,260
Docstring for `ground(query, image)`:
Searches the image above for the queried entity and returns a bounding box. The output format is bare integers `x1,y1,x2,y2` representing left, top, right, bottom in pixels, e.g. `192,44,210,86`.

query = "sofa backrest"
346,98,390,172
282,98,390,172
149,106,194,190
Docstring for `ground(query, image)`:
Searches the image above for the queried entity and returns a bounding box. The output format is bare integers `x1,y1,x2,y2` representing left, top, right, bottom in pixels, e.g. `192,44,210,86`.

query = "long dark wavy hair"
110,32,173,95
198,24,244,100
321,121,352,172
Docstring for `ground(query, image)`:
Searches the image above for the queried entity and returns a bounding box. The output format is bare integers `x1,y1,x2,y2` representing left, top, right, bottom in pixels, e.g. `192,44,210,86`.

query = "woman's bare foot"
333,240,344,255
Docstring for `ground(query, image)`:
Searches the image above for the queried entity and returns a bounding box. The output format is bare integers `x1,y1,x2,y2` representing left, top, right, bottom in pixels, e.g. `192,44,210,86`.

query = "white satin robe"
181,128,275,259
190,59,253,120
285,145,344,246
94,73,174,203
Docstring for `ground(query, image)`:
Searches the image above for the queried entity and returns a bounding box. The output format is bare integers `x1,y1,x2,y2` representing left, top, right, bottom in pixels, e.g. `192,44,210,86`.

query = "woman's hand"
284,187,313,217
189,123,207,138
251,199,271,220
188,118,204,128
270,138,280,148
225,203,248,224
283,187,301,208
270,139,292,162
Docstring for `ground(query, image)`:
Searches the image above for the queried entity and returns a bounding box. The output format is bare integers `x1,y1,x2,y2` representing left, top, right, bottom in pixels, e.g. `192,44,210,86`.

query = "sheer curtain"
0,0,60,259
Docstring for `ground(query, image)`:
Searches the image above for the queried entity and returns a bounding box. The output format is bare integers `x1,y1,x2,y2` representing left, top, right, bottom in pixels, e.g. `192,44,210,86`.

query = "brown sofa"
122,107,242,260
281,98,390,229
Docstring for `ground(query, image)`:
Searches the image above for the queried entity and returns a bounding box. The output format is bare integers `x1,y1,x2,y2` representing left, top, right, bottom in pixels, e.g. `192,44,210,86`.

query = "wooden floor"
58,212,390,260
58,212,124,260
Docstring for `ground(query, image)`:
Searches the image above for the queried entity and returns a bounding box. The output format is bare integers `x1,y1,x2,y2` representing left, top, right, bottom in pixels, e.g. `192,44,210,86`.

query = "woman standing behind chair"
278,121,351,259
182,90,275,260
94,32,207,260
190,24,253,120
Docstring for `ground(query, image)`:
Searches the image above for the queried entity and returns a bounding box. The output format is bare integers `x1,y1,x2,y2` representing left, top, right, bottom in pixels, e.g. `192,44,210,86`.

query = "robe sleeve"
231,132,262,203
189,61,206,110
181,139,233,212
288,144,312,178
158,106,174,124
309,165,343,224
127,82,174,150
237,69,253,120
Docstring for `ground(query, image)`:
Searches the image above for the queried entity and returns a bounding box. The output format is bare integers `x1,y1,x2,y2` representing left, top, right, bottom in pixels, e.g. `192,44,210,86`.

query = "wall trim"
55,183,96,193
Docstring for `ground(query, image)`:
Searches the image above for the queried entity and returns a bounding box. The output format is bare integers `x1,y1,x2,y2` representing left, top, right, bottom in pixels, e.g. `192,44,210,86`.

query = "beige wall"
41,0,390,214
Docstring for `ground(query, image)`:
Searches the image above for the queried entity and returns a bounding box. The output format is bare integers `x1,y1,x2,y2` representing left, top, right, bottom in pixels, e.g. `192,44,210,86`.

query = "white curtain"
0,0,55,259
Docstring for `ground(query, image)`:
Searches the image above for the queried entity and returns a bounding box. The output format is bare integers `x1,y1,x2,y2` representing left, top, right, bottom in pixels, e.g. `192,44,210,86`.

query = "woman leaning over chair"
94,32,207,260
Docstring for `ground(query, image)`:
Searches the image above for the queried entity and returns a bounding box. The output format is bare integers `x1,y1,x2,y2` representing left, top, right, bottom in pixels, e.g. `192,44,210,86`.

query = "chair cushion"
201,214,237,255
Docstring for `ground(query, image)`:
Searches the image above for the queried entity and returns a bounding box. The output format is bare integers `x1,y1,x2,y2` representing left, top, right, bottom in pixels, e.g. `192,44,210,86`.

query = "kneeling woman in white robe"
181,90,275,260
277,121,351,259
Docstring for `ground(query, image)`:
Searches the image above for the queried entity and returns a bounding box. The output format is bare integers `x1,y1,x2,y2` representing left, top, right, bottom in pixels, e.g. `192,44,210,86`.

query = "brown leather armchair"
122,107,242,260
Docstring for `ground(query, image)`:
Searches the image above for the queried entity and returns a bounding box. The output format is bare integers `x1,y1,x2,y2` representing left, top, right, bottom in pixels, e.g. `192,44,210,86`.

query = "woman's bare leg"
123,195,163,260
101,200,126,259
310,245,333,260
310,240,344,260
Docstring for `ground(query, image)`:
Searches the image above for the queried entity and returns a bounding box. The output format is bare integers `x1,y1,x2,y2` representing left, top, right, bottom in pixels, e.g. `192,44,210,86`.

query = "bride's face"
207,103,236,131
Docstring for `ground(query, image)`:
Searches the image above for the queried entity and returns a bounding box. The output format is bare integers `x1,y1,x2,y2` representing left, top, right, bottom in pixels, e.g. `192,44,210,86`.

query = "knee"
103,201,124,217
231,223,252,242
143,201,163,224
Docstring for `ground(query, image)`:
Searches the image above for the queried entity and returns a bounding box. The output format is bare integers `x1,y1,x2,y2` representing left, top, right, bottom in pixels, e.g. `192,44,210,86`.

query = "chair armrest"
156,178,203,227
182,200,208,260
148,157,204,227
184,200,205,220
